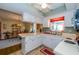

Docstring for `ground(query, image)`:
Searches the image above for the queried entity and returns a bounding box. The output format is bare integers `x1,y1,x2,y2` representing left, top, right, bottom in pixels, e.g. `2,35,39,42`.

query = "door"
36,24,43,33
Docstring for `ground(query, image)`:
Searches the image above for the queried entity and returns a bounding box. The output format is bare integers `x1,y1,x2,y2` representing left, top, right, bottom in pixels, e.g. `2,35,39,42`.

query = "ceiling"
31,3,65,16
31,3,65,12
0,3,77,17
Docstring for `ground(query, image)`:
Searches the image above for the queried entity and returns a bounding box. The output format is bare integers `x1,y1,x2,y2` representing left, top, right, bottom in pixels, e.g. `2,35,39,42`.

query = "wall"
44,10,77,33
45,10,76,27
42,18,49,27
2,19,26,33
44,11,65,27
23,22,33,32
64,10,76,27
0,19,25,39
0,4,44,26
22,13,43,24
64,27,76,34
23,13,35,23
0,9,22,21
0,4,44,20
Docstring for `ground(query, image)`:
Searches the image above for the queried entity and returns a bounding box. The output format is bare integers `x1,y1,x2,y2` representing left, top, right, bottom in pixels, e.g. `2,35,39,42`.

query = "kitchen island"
19,33,63,54
54,40,79,55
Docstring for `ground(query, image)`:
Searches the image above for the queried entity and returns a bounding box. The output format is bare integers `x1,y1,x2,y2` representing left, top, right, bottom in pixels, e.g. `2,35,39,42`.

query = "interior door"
36,24,43,33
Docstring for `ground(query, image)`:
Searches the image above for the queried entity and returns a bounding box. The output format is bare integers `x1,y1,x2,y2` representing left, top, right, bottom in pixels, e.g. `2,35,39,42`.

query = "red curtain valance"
50,16,64,22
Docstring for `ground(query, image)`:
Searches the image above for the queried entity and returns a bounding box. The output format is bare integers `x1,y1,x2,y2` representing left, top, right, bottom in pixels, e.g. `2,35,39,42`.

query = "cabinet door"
24,39,34,53
50,36,63,49
31,36,41,48
43,36,52,48
37,35,42,45
24,36,42,54
22,37,35,54
43,35,63,49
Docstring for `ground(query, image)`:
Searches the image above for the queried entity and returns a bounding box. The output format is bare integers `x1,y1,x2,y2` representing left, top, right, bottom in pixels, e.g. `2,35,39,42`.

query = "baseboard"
25,44,53,55
25,45,43,55
42,44,53,51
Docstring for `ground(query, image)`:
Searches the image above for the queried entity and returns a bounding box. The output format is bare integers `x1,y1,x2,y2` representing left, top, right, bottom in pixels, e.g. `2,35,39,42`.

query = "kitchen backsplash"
64,27,76,34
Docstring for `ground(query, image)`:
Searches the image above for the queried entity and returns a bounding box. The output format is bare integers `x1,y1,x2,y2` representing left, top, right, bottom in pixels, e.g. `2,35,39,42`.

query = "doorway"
36,24,43,33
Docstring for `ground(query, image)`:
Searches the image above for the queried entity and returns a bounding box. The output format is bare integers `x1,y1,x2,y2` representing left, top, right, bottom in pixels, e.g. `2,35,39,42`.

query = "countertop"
18,33,63,38
18,33,44,38
54,40,79,55
0,38,21,49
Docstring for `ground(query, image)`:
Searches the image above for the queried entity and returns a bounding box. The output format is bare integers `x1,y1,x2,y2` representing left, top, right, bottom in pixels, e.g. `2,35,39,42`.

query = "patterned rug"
40,47,55,55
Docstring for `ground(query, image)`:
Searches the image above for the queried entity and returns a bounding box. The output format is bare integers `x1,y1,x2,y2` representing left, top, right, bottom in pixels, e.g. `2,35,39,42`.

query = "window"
50,21,64,32
49,16,64,32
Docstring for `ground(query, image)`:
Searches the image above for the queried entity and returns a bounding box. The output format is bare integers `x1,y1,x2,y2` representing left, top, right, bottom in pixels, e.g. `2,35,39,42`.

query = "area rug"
40,48,55,55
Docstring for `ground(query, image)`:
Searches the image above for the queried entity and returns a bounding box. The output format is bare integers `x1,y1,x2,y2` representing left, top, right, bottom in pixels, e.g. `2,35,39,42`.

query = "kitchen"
0,3,79,55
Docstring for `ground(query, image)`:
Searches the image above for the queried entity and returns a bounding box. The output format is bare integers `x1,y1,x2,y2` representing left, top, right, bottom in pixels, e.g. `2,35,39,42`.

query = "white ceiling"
0,3,77,17
0,3,44,18
31,3,65,13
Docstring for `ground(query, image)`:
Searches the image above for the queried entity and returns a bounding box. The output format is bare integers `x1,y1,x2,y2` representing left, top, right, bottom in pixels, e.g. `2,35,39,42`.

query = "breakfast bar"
19,33,63,54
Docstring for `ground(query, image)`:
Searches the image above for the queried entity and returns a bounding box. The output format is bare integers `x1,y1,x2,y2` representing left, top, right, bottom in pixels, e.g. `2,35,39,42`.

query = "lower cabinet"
22,35,42,54
0,44,21,55
21,35,63,54
43,36,52,49
43,35,63,49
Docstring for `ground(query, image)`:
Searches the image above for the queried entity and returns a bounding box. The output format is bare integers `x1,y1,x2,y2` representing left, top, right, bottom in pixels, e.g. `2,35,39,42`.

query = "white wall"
42,18,48,27
23,13,43,24
45,10,76,27
65,3,77,11
0,4,44,24
23,13,35,23
74,3,79,9
0,19,25,39
45,11,65,27
64,10,76,27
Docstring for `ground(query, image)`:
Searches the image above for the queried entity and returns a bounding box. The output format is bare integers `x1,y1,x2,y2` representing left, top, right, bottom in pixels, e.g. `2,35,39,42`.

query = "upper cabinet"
0,9,22,21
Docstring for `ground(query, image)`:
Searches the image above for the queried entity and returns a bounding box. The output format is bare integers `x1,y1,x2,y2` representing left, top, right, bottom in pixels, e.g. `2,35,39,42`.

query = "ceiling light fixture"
41,3,47,9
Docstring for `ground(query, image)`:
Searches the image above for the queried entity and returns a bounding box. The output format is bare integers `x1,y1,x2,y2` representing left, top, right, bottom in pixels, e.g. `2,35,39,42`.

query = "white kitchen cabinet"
21,34,63,54
43,36,51,48
21,37,34,54
22,35,42,54
0,38,21,49
50,36,63,49
36,35,42,46
43,35,63,49
31,36,42,49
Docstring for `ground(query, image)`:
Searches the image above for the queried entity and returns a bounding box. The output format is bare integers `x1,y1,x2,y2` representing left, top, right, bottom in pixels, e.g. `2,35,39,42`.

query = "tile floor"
10,46,53,55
